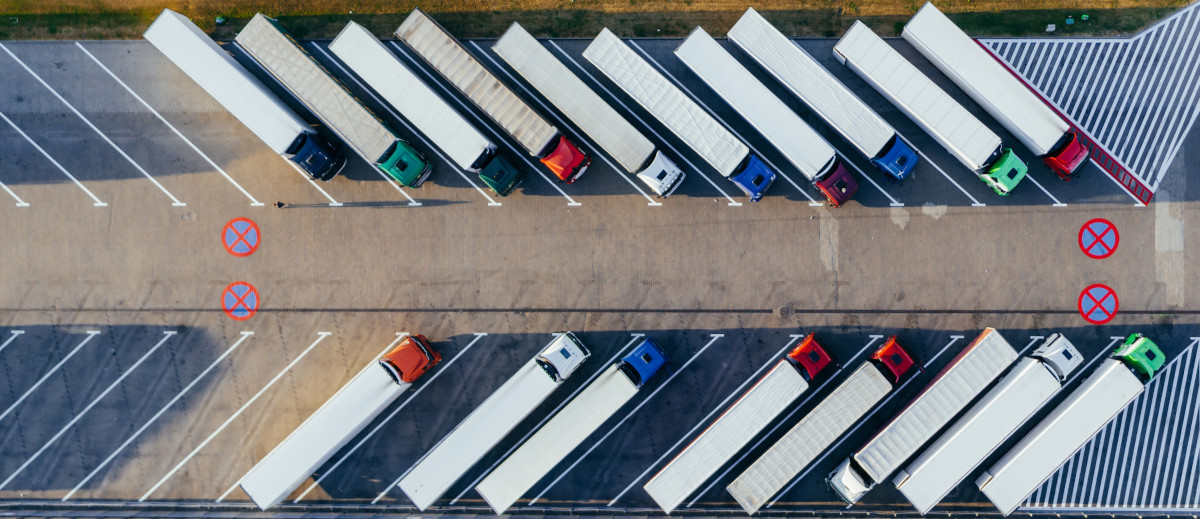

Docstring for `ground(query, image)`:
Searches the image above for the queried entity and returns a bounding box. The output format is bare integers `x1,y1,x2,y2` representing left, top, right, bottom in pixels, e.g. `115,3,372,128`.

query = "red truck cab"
870,336,917,384
787,332,835,381
1043,131,1089,180
379,335,442,384
540,135,591,183
813,159,859,207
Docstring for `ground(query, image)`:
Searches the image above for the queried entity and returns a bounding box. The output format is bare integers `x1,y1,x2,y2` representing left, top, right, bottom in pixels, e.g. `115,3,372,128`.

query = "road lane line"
139,332,330,502
1022,173,1066,207
0,330,100,423
0,330,24,355
0,178,27,207
1161,341,1200,505
835,150,903,206
0,43,186,206
902,136,985,206
0,331,176,490
0,110,105,206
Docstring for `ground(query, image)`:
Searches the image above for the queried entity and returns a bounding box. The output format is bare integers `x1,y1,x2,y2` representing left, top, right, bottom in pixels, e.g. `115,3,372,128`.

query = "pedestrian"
275,201,288,209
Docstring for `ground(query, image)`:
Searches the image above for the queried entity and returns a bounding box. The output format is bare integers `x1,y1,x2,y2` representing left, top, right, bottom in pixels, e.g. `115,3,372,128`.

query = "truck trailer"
395,9,590,183
674,27,859,207
475,338,669,514
902,3,1089,179
491,22,684,197
833,21,1028,195
644,334,834,514
398,333,590,511
235,14,431,187
583,28,778,202
726,337,917,515
328,22,524,196
728,8,918,181
976,334,1165,515
144,9,345,181
893,334,1082,514
827,327,1019,504
238,335,441,510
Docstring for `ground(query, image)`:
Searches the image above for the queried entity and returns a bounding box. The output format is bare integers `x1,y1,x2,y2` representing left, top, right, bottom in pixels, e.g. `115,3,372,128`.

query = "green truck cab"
378,141,433,188
476,153,524,196
1115,333,1166,381
981,148,1028,196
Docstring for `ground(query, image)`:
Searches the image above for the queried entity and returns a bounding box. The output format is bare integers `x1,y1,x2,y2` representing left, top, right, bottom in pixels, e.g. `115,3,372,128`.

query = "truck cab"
787,333,835,381
539,135,591,183
619,337,670,387
1031,334,1083,382
981,148,1028,195
1115,333,1165,381
730,154,777,202
379,334,442,384
536,332,591,382
871,336,917,384
286,131,347,181
379,141,433,187
814,158,859,207
636,150,686,197
872,136,920,181
473,147,525,196
1043,130,1089,180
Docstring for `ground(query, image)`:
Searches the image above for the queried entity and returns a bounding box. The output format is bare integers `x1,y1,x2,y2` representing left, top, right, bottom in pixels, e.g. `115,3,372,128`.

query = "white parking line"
0,330,24,354
902,136,986,206
0,331,176,490
527,333,724,506
606,334,802,507
0,330,100,423
139,332,330,502
63,331,252,501
0,110,105,206
295,332,486,503
1019,168,1066,205
387,41,580,207
0,43,186,207
0,178,28,207
546,42,740,206
76,43,264,207
834,150,903,207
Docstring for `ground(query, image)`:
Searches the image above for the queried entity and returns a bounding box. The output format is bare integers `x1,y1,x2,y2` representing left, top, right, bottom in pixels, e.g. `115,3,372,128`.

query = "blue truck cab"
619,337,670,388
286,131,347,181
729,154,777,202
871,135,919,181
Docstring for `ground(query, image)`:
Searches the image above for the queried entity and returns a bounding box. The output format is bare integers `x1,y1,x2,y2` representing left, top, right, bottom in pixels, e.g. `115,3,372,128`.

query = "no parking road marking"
1079,218,1119,259
222,282,259,321
1079,284,1119,324
223,218,259,257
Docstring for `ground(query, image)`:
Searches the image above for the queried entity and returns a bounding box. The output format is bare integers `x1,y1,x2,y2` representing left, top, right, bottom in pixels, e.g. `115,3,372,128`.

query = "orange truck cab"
539,135,591,183
380,335,442,384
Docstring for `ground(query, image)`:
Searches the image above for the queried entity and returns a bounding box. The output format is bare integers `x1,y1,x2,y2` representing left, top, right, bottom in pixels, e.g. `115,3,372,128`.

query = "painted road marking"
223,218,260,257
901,135,986,207
1023,173,1066,207
76,43,264,207
0,110,105,206
546,41,740,206
0,330,24,355
0,330,100,424
222,282,259,321
0,177,28,207
0,43,186,207
1078,284,1119,325
387,41,580,207
0,331,176,490
63,331,252,501
1079,218,1119,259
298,333,485,503
139,332,330,502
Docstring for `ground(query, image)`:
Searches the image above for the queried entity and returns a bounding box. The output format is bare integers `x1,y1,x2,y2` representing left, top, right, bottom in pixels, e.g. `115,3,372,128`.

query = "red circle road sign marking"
1079,218,1119,259
222,282,259,321
1078,284,1119,325
223,218,260,257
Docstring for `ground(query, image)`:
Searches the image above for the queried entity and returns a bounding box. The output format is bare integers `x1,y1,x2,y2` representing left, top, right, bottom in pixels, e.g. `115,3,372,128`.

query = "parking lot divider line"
0,330,100,424
63,331,253,501
139,332,331,502
901,136,986,206
76,43,264,207
0,43,186,206
0,110,106,206
0,331,176,490
0,330,24,355
1023,173,1067,206
0,178,28,207
836,150,903,206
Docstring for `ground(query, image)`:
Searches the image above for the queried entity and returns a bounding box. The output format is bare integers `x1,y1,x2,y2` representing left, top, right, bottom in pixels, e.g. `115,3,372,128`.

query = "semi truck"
143,9,345,181
583,28,778,202
398,333,590,511
328,22,524,196
833,21,1028,195
827,328,1019,504
976,334,1166,515
238,335,441,510
893,334,1083,514
727,337,917,515
902,3,1089,179
395,9,591,183
674,28,859,207
235,14,432,187
475,338,669,514
728,8,918,181
644,334,834,514
491,23,684,197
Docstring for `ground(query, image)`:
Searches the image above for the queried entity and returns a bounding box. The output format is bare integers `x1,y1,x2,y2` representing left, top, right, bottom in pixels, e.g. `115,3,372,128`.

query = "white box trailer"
644,335,833,514
727,8,918,181
491,22,684,196
674,27,859,207
475,338,668,514
894,334,1082,514
833,21,1028,196
827,328,1019,504
398,333,590,511
902,3,1089,179
143,9,345,181
976,334,1165,515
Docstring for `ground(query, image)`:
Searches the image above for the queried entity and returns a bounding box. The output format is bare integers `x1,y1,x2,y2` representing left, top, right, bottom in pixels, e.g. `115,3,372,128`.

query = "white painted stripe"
1141,47,1200,181
1161,346,1200,506
0,110,105,206
1060,42,1107,116
0,331,100,423
1180,342,1200,506
0,178,28,207
1043,42,1078,100
903,136,985,206
1026,42,1055,86
1080,41,1130,133
1023,173,1066,206
0,330,24,355
1100,22,1176,145
1109,16,1193,155
1138,350,1186,505
1123,14,1200,173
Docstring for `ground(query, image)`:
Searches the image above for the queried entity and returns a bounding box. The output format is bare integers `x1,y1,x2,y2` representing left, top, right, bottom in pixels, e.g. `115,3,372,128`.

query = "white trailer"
398,334,590,511
894,334,1082,514
674,27,858,207
727,8,918,181
143,9,345,181
491,22,684,196
827,327,1019,504
902,3,1089,179
976,335,1165,515
583,28,776,202
833,21,1027,196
